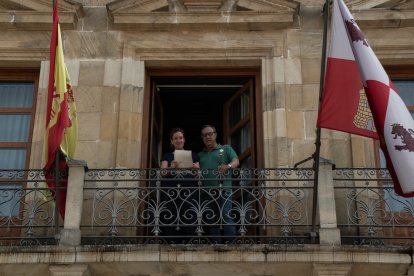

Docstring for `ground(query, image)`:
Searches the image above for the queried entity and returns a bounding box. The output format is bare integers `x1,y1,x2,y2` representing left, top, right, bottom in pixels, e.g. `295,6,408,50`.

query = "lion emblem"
391,123,414,152
345,19,368,47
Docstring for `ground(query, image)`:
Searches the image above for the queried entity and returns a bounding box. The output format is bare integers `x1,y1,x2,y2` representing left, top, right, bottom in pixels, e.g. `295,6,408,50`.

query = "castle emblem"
353,89,376,132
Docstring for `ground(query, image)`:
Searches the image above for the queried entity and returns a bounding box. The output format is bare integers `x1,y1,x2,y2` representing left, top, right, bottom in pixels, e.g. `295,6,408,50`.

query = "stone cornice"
0,11,81,30
110,11,297,30
107,0,300,30
353,9,414,28
0,0,83,30
0,47,49,61
373,45,414,65
0,244,410,265
345,0,413,10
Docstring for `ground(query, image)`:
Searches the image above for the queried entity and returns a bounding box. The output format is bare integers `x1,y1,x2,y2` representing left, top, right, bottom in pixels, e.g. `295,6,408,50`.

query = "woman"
159,128,199,243
160,128,200,171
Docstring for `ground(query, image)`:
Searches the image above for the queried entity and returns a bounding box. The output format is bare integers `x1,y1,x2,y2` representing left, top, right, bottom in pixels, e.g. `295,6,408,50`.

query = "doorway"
142,69,263,169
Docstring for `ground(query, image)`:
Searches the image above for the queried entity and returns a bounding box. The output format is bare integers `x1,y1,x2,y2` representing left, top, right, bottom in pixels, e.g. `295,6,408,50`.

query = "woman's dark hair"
170,127,185,140
170,128,185,150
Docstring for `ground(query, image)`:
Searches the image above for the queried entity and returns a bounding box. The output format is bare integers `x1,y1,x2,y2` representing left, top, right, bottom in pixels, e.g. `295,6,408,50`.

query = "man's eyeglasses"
201,132,215,138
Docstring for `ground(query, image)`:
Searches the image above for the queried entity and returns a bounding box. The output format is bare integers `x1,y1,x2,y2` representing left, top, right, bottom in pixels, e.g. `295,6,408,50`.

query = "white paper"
174,150,193,168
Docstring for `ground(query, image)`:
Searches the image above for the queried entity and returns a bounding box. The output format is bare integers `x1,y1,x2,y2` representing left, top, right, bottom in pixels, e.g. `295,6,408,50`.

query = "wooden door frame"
223,79,255,166
141,68,264,169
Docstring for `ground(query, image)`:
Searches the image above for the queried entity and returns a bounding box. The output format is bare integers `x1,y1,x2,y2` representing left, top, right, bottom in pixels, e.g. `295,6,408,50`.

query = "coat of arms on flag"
317,0,414,197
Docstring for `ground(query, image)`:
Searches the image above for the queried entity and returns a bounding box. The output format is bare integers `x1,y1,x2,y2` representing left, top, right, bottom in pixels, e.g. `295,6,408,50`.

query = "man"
198,125,239,243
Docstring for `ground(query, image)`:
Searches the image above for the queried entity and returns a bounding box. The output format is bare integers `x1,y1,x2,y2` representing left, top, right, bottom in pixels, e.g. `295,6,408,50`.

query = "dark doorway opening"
143,69,263,169
154,76,252,154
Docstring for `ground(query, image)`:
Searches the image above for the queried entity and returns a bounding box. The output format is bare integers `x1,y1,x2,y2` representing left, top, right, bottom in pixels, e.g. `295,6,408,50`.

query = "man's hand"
218,164,230,174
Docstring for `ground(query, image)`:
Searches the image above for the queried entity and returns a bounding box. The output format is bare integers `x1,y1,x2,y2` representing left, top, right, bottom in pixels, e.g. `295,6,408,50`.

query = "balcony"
1,163,413,248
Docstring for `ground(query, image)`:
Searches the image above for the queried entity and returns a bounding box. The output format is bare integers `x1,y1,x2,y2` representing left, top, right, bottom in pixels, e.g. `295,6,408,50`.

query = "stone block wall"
0,0,409,169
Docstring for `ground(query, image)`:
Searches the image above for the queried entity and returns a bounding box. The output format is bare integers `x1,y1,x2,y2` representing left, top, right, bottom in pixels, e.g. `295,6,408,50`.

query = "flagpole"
52,0,61,232
311,0,330,241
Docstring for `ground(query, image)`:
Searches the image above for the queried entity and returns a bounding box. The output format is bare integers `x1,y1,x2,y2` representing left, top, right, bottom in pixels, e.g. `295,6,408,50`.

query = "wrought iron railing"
0,170,66,246
81,168,315,245
334,168,414,247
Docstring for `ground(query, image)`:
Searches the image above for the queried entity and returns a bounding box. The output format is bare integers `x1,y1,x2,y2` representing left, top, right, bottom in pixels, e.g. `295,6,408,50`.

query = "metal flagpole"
310,0,330,243
52,0,61,234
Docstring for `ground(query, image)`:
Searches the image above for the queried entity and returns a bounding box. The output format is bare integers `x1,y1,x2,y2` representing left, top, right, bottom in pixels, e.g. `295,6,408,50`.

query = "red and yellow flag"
44,0,78,217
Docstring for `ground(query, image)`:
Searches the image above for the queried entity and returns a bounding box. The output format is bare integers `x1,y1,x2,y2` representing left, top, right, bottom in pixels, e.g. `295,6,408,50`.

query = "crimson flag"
318,0,414,197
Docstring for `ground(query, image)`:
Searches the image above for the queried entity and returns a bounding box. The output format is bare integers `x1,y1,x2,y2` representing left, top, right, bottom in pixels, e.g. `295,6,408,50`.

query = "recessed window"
0,71,38,217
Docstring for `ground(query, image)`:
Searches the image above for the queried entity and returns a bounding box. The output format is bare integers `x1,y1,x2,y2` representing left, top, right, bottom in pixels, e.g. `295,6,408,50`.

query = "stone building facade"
0,0,413,275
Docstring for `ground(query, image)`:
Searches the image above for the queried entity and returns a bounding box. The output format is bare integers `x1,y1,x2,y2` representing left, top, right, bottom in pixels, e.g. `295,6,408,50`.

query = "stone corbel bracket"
0,0,84,30
107,0,300,31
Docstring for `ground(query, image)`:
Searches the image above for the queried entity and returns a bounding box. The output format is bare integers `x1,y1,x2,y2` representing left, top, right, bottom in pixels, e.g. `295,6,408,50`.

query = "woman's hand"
192,162,200,169
171,160,178,168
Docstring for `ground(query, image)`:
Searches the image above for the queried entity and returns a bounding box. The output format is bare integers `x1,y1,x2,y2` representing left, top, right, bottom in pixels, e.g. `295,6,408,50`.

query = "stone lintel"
133,47,274,61
110,12,296,30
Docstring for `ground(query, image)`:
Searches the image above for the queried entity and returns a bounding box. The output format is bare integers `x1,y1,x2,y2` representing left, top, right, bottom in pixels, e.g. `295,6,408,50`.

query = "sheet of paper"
174,150,193,168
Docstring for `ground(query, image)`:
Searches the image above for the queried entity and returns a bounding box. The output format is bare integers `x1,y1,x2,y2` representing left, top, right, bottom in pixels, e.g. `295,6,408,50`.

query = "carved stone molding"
353,9,414,28
107,0,300,30
0,0,83,30
313,263,352,276
345,0,413,10
343,0,414,28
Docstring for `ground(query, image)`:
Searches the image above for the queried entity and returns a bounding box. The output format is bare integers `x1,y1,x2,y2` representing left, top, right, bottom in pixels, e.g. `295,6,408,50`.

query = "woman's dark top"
161,151,200,188
161,151,200,167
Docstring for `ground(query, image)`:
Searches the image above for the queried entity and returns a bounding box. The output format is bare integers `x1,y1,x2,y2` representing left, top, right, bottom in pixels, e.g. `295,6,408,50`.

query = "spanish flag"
44,0,78,218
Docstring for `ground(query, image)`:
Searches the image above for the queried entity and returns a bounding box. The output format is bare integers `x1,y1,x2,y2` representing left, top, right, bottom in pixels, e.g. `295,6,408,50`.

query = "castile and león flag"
317,0,414,197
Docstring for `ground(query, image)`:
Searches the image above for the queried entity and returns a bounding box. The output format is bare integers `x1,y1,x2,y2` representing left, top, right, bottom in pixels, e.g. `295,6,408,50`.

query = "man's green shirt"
198,144,238,188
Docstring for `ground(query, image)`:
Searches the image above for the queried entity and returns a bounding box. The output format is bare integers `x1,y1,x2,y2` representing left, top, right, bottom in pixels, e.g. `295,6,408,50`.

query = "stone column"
49,264,90,276
318,160,341,245
59,160,87,246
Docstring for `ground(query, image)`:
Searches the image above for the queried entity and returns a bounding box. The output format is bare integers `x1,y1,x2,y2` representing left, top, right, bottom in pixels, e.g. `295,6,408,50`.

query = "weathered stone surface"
320,138,353,167
288,84,318,111
284,58,302,84
301,58,321,84
291,139,315,165
286,110,304,139
75,86,103,112
79,60,105,86
82,7,108,32
77,112,101,141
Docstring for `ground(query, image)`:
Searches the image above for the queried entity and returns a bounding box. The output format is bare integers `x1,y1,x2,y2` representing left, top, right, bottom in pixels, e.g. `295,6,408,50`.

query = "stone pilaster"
59,160,87,246
318,160,341,246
